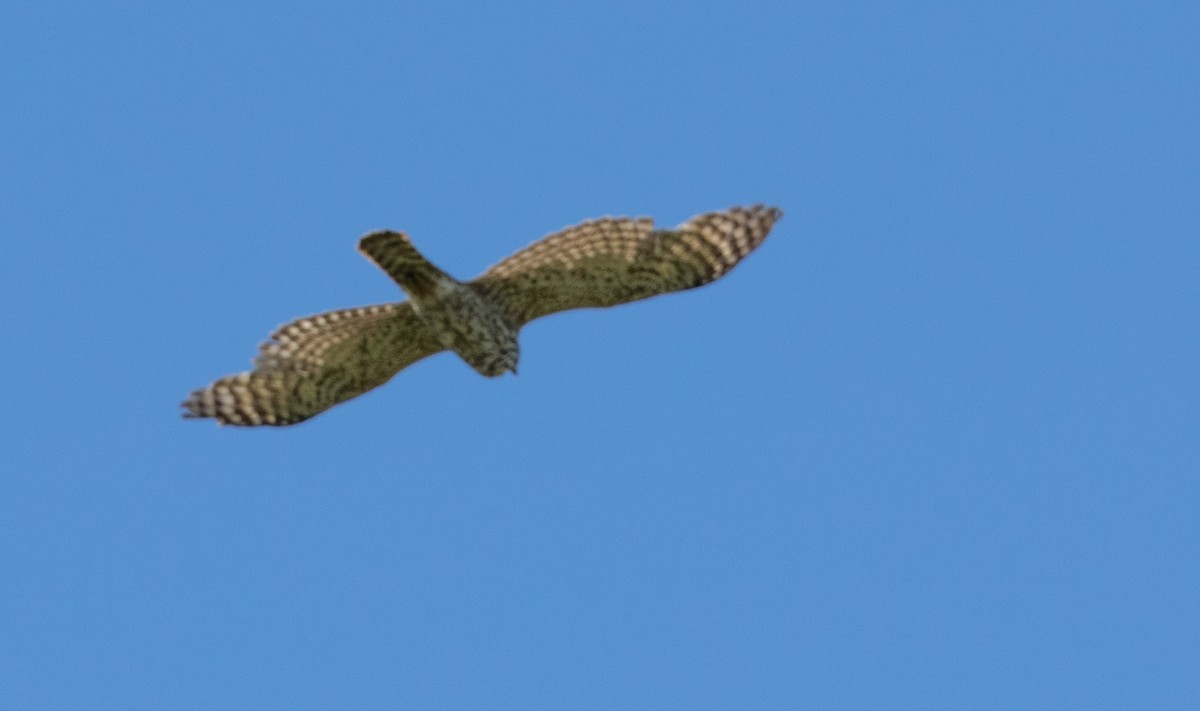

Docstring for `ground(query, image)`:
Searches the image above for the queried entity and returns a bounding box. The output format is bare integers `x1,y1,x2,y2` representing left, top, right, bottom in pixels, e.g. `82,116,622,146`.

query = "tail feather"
358,230,449,296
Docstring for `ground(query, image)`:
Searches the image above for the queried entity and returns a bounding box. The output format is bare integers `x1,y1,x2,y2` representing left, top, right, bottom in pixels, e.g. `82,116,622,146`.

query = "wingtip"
180,389,209,420
748,204,783,221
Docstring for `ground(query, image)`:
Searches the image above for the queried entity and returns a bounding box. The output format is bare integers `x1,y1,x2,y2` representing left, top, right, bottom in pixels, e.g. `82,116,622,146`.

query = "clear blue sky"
2,1,1197,708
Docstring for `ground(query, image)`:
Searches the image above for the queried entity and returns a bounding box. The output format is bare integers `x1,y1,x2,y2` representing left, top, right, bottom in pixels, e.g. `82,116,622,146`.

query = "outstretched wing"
182,303,444,426
472,205,781,325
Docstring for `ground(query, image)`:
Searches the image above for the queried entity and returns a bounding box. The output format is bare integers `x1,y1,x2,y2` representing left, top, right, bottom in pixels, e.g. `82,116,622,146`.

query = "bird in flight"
183,205,782,426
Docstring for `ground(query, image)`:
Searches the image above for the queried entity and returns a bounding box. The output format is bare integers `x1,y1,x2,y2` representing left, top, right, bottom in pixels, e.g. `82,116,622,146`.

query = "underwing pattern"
183,205,782,425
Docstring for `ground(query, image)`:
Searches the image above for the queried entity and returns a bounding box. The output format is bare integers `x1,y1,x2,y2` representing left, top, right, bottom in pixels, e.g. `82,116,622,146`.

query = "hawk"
183,205,782,426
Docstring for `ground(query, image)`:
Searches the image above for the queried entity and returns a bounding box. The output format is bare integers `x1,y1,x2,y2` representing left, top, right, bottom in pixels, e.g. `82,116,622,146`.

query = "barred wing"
182,303,444,426
472,205,782,325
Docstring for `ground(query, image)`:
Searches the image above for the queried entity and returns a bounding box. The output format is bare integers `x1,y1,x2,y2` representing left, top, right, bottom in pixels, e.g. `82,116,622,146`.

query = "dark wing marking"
472,205,781,325
182,302,444,426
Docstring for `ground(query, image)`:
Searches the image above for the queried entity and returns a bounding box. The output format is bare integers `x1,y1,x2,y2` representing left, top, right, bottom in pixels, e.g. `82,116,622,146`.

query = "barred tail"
358,230,450,297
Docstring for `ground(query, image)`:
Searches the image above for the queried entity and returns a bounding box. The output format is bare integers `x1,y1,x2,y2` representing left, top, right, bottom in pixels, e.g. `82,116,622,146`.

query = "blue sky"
2,1,1197,708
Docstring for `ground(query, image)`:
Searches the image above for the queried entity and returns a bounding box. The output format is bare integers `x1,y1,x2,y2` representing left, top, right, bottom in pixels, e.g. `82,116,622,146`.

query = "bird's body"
184,205,782,426
359,230,520,377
